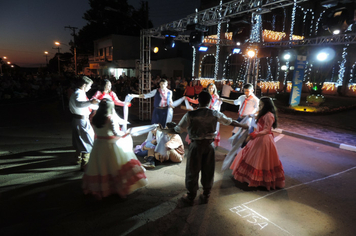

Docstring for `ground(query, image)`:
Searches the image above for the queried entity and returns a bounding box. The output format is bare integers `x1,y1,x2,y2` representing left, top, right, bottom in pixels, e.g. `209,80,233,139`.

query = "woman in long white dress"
82,98,148,199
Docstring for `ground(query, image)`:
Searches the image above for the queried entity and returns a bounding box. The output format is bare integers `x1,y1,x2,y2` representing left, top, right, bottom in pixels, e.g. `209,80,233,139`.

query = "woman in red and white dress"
207,83,222,147
230,97,285,190
92,79,130,107
91,79,131,125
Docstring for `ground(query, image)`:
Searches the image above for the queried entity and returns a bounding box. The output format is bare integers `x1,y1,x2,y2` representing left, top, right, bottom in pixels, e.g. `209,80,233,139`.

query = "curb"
272,128,356,153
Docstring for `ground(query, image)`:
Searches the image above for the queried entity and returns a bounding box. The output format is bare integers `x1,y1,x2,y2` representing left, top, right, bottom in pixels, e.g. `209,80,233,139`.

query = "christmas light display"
214,0,223,80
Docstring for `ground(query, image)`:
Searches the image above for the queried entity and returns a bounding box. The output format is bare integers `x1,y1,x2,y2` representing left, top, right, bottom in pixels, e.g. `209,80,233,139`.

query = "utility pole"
65,25,78,75
52,46,61,75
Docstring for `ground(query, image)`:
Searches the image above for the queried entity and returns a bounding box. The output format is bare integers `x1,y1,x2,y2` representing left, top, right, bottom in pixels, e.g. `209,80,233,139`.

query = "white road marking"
229,166,356,235
274,134,285,142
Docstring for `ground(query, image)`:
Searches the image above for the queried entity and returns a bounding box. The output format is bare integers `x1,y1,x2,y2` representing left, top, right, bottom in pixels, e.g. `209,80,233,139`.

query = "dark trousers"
185,139,215,198
220,96,229,112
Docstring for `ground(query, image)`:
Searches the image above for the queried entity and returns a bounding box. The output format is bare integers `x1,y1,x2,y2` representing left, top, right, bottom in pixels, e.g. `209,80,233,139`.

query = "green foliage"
76,0,153,54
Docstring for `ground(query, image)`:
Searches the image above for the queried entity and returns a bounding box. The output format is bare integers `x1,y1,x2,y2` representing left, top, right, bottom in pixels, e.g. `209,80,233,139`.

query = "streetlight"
53,42,61,75
44,51,49,65
55,41,76,75
246,49,256,84
312,47,335,93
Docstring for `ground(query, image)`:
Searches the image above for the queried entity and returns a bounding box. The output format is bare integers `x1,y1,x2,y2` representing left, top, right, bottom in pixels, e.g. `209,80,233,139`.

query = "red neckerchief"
209,94,218,110
238,95,253,116
159,88,168,107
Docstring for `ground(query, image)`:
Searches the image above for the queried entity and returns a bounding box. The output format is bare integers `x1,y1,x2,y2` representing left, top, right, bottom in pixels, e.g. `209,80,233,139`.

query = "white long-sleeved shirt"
69,88,92,116
233,94,259,116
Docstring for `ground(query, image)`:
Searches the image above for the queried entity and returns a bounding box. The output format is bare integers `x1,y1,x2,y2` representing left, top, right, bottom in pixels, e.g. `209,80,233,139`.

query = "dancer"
206,83,223,147
220,83,259,135
82,98,148,199
230,97,285,190
91,79,131,107
130,79,184,127
184,83,222,146
142,122,184,169
91,79,131,126
69,76,98,168
162,91,248,206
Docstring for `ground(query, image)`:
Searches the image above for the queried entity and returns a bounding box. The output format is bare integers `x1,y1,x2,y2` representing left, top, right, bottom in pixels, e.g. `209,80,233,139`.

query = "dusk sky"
0,0,199,68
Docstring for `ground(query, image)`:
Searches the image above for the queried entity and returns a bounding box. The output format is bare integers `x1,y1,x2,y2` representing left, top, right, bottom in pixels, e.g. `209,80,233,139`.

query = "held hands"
90,98,99,105
121,128,131,138
129,94,141,99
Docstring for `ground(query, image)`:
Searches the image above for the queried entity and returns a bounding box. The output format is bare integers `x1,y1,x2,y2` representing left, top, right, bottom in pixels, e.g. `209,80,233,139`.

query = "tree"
76,0,153,55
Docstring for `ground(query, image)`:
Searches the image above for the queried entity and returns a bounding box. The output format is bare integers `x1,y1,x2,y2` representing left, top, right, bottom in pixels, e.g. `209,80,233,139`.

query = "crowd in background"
0,72,249,105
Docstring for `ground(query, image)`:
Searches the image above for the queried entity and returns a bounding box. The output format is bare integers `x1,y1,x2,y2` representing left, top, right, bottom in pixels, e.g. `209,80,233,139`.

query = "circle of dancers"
70,76,285,205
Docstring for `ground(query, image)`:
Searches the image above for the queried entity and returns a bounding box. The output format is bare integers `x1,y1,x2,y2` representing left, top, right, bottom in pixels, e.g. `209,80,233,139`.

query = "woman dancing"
82,98,148,199
230,97,285,190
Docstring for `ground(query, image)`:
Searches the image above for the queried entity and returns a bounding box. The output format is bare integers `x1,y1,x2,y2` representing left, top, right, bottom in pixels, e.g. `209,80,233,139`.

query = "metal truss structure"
147,0,309,36
138,0,354,120
260,33,356,47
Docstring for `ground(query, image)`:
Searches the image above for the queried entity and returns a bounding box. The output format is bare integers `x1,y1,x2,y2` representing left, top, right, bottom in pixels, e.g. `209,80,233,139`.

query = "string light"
214,0,223,80
338,46,348,86
192,46,196,77
199,53,215,79
290,0,297,42
315,10,326,36
222,53,232,79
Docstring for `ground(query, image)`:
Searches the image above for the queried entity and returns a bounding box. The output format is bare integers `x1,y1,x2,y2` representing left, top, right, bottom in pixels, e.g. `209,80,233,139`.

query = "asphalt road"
1,99,356,236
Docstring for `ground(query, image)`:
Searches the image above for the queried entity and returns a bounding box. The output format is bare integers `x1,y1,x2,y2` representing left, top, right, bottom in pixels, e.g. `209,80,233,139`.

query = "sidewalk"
135,100,356,153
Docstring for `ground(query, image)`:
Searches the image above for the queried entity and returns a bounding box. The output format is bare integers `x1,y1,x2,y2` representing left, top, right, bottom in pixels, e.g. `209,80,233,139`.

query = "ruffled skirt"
82,136,148,199
230,134,285,190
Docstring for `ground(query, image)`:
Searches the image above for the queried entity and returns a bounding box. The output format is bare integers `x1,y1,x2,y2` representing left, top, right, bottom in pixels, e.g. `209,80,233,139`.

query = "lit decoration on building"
263,30,286,41
291,35,304,40
199,78,215,88
225,32,232,41
262,30,304,42
259,81,280,92
349,84,356,92
203,35,218,44
287,81,292,91
322,82,336,91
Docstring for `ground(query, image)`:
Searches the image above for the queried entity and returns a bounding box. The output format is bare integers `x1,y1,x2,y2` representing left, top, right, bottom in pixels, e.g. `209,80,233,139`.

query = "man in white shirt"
220,83,259,135
69,76,98,168
220,81,237,112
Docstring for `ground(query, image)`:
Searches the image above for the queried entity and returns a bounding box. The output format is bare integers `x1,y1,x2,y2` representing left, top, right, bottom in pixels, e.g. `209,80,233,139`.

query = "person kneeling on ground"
143,122,185,169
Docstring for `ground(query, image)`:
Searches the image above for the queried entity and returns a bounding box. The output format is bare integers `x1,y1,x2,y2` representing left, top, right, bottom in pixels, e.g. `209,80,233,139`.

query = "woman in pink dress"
230,97,285,190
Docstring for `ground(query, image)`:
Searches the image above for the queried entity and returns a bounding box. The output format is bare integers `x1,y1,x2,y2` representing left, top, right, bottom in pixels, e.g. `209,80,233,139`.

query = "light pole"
0,56,8,76
44,51,49,65
246,49,256,84
65,26,78,75
53,42,61,75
